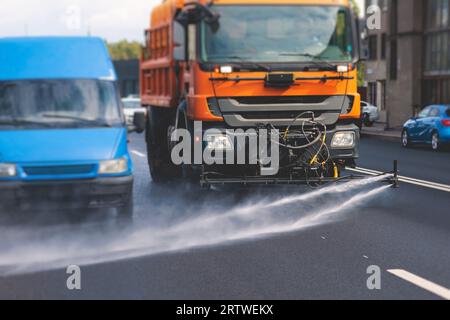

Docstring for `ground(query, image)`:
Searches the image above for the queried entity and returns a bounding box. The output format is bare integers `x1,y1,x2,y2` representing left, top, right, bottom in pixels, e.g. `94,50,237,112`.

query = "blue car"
402,105,450,151
0,37,142,214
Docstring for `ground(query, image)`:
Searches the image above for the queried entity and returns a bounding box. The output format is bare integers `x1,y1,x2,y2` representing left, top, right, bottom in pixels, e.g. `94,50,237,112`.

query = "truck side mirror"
131,111,146,134
357,18,369,61
359,44,369,61
359,35,369,61
173,21,186,61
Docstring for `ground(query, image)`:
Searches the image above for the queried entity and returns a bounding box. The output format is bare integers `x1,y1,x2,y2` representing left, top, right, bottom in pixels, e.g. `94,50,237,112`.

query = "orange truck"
140,0,364,187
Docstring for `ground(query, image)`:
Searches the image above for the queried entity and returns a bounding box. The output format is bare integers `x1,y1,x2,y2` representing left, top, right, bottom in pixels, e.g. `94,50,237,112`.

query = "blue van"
0,37,140,215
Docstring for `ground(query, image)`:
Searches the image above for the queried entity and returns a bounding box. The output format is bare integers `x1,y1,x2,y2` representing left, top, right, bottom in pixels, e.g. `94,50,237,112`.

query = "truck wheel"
182,164,202,186
179,115,202,188
146,107,181,182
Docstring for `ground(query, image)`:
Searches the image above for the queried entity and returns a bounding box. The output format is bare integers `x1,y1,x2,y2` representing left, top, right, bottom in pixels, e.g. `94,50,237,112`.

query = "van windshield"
201,5,355,64
123,100,141,109
0,80,123,129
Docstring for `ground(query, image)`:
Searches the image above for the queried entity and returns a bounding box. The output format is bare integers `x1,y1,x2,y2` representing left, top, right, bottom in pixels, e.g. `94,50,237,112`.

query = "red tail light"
442,119,450,127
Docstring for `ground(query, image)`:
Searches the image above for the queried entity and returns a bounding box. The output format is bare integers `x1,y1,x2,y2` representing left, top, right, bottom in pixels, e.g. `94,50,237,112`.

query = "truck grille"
210,95,353,127
238,111,324,120
234,96,330,105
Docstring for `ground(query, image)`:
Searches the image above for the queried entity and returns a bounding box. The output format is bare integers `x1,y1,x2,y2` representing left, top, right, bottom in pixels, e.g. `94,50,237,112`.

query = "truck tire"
177,111,202,187
146,106,180,183
182,164,202,186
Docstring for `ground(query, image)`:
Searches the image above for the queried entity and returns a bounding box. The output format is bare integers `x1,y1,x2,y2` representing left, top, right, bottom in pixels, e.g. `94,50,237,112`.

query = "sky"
0,0,365,43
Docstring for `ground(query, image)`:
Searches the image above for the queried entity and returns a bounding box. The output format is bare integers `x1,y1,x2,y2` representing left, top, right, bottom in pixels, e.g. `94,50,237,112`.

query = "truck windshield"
0,80,123,129
201,5,354,64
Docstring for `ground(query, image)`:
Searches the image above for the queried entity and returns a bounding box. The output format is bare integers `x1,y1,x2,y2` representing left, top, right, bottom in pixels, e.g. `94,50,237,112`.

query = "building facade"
365,0,389,124
365,0,450,128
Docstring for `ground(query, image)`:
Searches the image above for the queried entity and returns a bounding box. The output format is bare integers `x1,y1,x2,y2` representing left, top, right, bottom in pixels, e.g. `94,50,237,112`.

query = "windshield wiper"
41,114,113,127
0,118,54,128
278,52,337,70
209,55,271,72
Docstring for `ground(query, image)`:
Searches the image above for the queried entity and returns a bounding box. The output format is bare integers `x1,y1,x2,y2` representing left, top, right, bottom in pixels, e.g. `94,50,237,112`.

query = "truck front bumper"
200,123,360,161
194,123,361,187
0,176,133,211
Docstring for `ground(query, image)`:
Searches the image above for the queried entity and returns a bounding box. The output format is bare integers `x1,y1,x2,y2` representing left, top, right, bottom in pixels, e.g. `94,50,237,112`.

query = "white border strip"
346,167,450,193
131,150,146,158
388,269,450,300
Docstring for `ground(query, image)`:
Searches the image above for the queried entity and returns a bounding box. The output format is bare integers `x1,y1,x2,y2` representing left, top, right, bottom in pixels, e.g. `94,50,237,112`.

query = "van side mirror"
130,111,146,134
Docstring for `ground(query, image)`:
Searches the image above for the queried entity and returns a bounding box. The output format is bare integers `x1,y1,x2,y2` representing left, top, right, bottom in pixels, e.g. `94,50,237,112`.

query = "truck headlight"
98,158,128,174
206,134,233,151
331,132,355,149
0,163,17,177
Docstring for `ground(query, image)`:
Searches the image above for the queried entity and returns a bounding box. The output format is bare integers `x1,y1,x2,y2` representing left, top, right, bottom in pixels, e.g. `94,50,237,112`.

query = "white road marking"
346,167,450,193
131,150,146,158
388,269,450,300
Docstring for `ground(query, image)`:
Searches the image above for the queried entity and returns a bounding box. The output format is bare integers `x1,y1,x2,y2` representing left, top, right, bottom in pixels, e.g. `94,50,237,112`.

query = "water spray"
0,175,393,276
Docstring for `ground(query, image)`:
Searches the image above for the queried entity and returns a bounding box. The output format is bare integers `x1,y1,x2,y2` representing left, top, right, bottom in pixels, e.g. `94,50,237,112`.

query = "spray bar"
201,160,400,188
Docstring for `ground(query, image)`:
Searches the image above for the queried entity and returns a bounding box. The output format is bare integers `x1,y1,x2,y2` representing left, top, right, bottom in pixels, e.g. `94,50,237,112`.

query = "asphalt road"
0,134,449,300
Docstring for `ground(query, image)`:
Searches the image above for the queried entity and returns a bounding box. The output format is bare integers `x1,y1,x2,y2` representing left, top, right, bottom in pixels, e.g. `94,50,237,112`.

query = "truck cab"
0,37,135,214
141,0,362,187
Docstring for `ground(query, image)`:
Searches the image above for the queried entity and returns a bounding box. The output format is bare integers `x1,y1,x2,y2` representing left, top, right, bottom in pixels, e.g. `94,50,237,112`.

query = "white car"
361,101,379,127
122,97,144,126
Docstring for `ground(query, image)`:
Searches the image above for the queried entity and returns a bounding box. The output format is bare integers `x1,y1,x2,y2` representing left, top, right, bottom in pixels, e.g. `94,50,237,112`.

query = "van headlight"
0,163,17,177
98,158,128,174
331,132,355,149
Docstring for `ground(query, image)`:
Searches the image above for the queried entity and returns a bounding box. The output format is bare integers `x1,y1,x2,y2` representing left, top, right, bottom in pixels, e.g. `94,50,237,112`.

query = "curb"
361,131,401,143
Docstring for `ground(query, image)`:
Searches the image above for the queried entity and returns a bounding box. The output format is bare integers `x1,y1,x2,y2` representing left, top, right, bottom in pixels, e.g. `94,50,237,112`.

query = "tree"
350,0,361,17
107,40,142,60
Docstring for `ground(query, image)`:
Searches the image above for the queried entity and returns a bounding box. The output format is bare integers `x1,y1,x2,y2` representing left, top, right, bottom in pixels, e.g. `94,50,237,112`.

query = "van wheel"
146,107,181,182
116,191,134,218
431,132,440,151
117,198,133,217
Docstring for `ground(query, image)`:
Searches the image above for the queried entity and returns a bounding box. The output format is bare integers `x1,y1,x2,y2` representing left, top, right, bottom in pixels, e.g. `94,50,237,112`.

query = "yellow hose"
310,134,326,165
333,163,339,178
